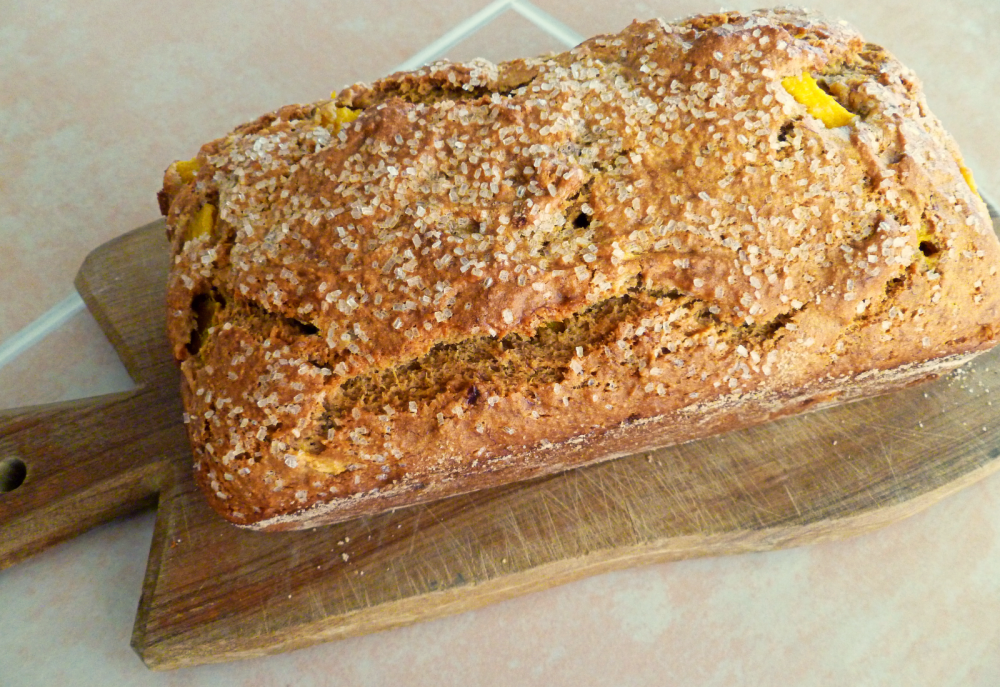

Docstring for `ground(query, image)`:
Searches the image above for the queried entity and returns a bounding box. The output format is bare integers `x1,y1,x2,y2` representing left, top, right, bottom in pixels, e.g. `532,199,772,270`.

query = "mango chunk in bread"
185,203,215,242
318,103,361,132
172,157,202,183
959,163,979,196
781,73,856,128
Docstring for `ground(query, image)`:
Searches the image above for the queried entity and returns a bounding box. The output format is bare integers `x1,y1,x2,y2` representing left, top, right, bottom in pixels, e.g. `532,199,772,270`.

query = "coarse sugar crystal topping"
161,7,999,526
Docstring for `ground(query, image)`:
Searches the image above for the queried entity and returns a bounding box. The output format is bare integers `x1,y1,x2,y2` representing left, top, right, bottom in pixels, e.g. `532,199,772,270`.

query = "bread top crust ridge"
161,8,1000,528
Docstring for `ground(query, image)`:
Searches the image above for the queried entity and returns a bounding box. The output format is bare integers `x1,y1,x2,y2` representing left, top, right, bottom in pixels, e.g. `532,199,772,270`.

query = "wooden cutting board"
3,208,1000,670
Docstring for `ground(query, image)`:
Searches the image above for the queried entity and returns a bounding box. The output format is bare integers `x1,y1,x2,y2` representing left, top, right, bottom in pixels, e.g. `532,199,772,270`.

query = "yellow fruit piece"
186,203,216,242
173,157,201,183
335,106,360,127
318,102,361,132
958,162,979,197
297,451,348,475
781,73,856,128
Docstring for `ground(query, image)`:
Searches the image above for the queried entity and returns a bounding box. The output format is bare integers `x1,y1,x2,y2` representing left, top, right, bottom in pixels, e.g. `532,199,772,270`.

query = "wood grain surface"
2,208,999,670
0,224,187,569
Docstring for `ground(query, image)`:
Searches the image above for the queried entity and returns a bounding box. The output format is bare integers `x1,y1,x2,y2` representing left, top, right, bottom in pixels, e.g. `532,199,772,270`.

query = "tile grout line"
0,0,580,376
392,0,514,72
0,3,516,376
0,292,85,373
509,0,585,47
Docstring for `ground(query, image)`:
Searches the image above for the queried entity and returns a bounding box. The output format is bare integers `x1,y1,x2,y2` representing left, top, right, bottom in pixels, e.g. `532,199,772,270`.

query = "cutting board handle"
0,385,185,570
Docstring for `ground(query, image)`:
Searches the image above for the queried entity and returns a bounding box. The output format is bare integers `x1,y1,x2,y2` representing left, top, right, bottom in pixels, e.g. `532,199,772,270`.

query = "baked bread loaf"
160,8,1000,531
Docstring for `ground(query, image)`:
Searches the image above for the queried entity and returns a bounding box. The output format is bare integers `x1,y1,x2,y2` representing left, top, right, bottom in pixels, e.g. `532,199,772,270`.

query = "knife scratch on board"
260,605,271,635
309,588,327,618
873,433,901,494
405,508,424,556
179,494,192,538
868,421,958,446
784,484,802,518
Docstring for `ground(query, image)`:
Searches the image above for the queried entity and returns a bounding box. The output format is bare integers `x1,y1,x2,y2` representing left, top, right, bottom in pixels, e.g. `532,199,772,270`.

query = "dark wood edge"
74,218,167,385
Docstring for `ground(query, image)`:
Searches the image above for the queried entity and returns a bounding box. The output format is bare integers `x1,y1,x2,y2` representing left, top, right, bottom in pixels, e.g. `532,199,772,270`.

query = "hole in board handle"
0,456,27,493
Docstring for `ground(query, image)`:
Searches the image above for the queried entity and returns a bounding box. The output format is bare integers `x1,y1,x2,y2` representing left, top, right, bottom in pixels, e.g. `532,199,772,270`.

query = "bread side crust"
245,350,977,531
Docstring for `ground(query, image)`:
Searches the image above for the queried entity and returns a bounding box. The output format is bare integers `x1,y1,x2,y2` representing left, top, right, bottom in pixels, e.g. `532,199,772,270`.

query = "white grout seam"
392,0,584,73
0,292,85,373
392,0,515,73
0,0,583,376
509,0,585,47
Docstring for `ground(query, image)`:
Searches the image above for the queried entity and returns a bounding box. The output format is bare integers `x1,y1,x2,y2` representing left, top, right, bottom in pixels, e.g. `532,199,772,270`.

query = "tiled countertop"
2,1,999,684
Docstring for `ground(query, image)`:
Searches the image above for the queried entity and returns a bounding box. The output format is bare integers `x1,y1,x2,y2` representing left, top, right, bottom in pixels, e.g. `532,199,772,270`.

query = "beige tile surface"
2,2,1000,685
0,0,493,342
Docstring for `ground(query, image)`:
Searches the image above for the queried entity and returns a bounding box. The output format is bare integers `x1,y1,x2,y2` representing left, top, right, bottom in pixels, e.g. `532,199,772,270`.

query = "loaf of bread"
160,8,1000,531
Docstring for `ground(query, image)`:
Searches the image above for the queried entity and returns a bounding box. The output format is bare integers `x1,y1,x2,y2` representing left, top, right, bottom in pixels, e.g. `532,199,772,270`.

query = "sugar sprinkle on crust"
161,8,1000,530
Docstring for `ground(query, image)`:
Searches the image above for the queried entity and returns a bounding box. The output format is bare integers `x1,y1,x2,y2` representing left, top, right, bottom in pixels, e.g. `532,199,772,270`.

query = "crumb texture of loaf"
161,8,1000,530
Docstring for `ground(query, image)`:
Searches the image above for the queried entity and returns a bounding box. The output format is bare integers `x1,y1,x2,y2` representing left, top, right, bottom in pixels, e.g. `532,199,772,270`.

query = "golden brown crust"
162,8,1000,530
